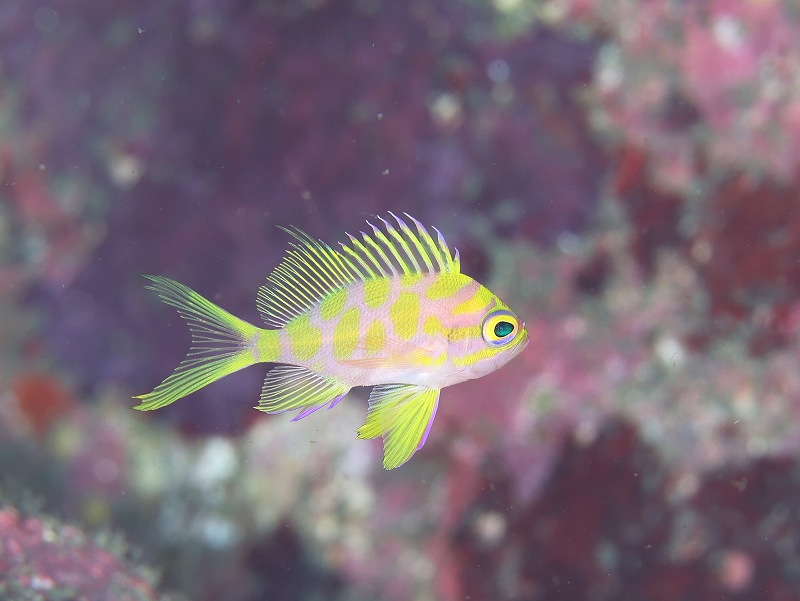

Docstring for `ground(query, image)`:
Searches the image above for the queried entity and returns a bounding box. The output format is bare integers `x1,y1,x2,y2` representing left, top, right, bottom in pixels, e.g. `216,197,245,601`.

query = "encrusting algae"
135,213,527,469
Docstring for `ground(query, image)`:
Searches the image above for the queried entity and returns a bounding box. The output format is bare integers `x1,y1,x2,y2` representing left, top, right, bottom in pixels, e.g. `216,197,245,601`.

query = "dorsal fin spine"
337,248,368,280
285,227,350,288
361,227,398,276
400,213,435,273
272,270,311,306
387,212,424,273
258,213,459,328
341,237,377,278
293,245,346,291
282,254,320,300
381,214,422,274
287,245,338,291
324,241,358,283
267,280,308,323
303,234,352,285
431,226,452,272
374,217,412,276
416,220,445,272
279,265,322,309
350,234,384,275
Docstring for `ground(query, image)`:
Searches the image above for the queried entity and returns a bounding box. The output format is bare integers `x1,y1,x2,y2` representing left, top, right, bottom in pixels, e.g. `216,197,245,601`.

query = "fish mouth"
515,329,530,354
521,323,529,346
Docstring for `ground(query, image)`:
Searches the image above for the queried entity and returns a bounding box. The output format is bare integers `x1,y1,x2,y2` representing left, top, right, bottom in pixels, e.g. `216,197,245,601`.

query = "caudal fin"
134,275,262,410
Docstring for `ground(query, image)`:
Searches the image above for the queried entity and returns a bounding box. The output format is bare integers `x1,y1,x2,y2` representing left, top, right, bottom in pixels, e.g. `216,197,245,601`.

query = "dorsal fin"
257,212,460,327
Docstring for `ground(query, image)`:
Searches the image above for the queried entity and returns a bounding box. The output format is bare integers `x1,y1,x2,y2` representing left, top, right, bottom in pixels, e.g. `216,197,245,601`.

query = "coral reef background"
3,1,800,599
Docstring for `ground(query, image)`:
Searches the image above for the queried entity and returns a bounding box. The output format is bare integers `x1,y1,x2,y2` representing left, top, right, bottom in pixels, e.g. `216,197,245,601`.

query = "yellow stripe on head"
425,273,469,300
453,286,493,316
452,346,503,367
423,315,444,336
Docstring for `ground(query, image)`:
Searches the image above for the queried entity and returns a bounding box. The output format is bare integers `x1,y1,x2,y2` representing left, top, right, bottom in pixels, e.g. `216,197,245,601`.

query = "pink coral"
585,0,800,181
0,507,161,601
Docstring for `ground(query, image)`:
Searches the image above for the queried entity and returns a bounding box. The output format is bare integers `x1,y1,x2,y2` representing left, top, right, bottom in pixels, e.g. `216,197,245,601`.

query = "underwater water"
3,0,800,599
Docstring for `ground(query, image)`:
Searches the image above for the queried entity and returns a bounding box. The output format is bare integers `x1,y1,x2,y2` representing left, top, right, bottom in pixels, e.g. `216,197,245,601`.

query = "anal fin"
357,384,440,469
258,365,349,421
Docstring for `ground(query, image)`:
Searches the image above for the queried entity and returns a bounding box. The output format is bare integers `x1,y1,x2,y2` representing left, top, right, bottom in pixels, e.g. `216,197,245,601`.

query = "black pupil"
494,321,514,338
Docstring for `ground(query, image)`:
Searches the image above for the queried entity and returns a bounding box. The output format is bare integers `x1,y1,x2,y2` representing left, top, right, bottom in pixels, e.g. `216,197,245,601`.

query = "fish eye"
482,310,519,347
494,321,514,338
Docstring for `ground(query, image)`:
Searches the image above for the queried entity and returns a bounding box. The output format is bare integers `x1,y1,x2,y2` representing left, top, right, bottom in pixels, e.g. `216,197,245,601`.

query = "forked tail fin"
133,275,264,411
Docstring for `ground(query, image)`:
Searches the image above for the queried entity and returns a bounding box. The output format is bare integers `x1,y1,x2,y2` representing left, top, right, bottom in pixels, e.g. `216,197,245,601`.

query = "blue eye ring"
482,309,519,347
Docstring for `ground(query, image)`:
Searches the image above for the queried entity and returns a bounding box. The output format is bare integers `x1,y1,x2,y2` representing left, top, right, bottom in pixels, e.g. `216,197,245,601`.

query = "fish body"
136,213,527,469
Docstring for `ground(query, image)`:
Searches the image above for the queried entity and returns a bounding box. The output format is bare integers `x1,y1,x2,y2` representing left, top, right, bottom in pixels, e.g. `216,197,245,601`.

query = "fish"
134,213,528,469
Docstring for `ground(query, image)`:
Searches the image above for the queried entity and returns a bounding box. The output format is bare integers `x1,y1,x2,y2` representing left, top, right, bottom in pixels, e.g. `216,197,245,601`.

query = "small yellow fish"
135,213,527,469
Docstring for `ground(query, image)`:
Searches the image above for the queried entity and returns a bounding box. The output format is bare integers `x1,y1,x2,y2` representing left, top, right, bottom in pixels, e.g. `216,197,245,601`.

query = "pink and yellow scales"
135,213,528,468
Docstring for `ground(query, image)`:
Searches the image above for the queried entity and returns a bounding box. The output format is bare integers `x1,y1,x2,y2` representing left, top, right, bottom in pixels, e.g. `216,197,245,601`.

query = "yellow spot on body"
364,278,390,308
401,273,423,287
448,326,480,341
320,288,347,320
413,351,447,367
423,315,444,336
364,320,386,353
454,286,493,315
390,292,420,340
333,307,360,359
285,314,322,360
426,273,468,300
255,330,281,362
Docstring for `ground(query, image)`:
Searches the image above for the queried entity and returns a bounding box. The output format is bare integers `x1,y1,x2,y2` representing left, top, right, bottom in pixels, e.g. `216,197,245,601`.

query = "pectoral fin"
357,384,440,469
258,365,349,422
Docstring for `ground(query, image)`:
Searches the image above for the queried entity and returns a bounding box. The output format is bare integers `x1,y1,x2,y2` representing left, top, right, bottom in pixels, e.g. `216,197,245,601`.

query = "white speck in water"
109,153,145,189
655,336,686,368
430,93,463,128
198,515,240,549
713,15,745,52
487,59,510,83
473,511,506,546
691,239,713,264
493,0,523,12
30,576,54,591
41,527,57,543
596,44,623,93
382,169,389,175
192,437,238,489
556,231,581,255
